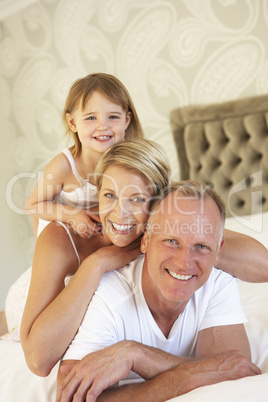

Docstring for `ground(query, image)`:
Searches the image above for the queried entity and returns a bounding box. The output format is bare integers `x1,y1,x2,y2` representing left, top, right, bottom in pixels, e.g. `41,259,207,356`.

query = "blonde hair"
95,139,171,198
63,73,144,157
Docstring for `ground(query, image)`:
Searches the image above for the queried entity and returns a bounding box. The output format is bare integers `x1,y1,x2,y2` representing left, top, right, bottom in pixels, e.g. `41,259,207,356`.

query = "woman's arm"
216,229,268,282
20,224,141,377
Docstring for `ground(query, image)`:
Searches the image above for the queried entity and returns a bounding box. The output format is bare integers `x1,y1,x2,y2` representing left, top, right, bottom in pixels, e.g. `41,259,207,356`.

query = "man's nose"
173,247,192,268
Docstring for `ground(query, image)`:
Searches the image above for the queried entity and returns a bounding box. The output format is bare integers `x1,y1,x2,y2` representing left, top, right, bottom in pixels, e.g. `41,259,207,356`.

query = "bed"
1,94,268,401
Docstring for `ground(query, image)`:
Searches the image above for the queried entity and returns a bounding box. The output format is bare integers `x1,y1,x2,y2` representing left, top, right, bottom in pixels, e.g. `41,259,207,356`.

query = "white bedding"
0,212,267,402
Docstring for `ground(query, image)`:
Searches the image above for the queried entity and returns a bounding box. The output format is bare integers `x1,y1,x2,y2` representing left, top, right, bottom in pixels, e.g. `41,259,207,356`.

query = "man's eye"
196,244,208,251
164,239,178,246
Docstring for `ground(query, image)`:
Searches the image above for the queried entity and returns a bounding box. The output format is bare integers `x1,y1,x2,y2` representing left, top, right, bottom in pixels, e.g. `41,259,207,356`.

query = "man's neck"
141,261,188,339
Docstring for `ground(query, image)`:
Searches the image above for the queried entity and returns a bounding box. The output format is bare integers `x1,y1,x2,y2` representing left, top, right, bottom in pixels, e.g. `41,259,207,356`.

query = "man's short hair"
147,180,226,240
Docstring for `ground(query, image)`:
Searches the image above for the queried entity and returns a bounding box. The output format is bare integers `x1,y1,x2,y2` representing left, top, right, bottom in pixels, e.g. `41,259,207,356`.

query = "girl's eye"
109,115,119,119
86,116,96,120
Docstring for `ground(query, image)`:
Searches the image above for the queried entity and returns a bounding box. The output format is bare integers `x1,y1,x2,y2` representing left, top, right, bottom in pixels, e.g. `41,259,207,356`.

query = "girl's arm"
25,153,101,238
20,223,141,377
216,229,268,282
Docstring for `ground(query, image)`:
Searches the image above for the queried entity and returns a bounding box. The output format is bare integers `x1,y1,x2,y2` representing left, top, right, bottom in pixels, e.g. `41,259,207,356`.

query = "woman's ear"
66,113,77,133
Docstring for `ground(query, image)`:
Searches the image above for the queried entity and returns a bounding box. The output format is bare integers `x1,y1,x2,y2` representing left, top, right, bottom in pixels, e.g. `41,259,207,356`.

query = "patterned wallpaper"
1,0,268,308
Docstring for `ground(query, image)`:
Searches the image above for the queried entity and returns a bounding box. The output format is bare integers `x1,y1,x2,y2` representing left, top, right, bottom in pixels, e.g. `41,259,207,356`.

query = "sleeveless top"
54,148,98,209
37,148,98,237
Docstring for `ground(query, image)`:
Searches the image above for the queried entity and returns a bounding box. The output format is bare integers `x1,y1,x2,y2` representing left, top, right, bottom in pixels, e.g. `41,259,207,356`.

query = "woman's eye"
104,193,116,199
131,196,146,203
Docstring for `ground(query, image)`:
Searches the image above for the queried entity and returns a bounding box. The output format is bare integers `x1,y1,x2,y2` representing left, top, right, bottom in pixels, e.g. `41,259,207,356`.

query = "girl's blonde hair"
95,139,171,198
63,73,144,157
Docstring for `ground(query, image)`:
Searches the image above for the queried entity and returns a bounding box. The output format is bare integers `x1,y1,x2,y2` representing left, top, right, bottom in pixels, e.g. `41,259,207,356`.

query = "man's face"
141,192,224,312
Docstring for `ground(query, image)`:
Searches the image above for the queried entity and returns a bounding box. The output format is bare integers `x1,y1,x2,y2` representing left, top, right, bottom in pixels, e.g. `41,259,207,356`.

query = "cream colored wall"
1,0,268,309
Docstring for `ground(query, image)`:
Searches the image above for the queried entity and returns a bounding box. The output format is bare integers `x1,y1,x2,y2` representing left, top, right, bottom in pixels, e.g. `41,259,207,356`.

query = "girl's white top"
54,148,98,209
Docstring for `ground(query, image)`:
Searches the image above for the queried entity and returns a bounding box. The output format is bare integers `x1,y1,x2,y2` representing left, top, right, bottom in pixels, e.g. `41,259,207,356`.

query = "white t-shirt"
63,255,247,382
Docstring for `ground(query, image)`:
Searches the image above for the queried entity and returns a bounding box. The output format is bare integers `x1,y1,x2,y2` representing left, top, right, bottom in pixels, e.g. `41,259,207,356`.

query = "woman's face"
98,165,153,247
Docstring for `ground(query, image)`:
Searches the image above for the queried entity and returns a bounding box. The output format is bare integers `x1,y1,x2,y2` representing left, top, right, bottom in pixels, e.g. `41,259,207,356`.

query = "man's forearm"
97,350,261,402
57,341,189,402
130,341,188,379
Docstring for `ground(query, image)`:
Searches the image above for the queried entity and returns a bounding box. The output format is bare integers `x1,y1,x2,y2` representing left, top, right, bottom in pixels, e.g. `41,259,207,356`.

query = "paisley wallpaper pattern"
1,0,268,308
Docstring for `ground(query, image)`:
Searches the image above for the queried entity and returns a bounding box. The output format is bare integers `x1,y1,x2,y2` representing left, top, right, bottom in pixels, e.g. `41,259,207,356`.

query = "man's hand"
173,350,261,396
56,342,134,402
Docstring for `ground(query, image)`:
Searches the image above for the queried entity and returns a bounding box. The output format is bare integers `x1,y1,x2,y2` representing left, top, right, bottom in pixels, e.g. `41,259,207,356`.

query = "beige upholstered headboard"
170,94,268,217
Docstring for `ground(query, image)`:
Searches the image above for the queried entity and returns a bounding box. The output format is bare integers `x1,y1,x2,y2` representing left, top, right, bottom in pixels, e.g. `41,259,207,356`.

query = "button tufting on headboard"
170,94,268,217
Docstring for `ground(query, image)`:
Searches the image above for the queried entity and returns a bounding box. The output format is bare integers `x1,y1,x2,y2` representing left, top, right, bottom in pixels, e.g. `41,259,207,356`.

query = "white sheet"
0,212,267,402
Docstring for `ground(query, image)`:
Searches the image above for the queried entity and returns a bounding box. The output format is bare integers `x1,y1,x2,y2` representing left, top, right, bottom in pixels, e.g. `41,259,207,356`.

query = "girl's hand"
67,209,102,238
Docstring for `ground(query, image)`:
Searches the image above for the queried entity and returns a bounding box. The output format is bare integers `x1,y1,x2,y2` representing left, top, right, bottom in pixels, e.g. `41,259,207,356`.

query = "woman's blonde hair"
63,73,144,157
95,139,171,198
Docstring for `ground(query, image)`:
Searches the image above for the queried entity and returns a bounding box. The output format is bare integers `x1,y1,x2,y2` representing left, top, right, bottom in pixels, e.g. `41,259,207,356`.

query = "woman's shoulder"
36,221,79,276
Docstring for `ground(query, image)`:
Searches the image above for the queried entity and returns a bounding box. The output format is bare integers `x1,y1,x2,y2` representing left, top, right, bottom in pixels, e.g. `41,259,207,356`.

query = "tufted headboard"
170,94,268,217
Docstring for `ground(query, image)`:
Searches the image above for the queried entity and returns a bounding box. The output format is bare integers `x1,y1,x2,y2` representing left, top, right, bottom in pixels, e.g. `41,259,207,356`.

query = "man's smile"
166,269,193,281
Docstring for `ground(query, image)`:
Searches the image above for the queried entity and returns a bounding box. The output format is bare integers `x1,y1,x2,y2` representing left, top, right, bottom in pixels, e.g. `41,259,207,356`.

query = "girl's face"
98,165,153,247
66,91,131,154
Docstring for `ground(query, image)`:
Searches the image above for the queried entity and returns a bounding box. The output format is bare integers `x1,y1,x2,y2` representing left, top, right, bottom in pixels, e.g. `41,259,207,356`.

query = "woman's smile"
110,221,136,234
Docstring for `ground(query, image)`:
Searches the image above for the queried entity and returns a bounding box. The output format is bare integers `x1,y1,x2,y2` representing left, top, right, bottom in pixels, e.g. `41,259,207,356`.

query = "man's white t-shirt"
63,255,246,381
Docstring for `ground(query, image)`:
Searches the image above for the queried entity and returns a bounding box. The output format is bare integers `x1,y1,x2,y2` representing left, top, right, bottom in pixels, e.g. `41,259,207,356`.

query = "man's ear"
66,113,77,133
140,232,149,253
215,237,225,266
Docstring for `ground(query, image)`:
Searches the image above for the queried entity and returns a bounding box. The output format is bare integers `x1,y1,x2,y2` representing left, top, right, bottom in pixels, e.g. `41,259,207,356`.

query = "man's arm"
97,351,260,402
195,324,251,360
56,339,260,402
56,341,188,401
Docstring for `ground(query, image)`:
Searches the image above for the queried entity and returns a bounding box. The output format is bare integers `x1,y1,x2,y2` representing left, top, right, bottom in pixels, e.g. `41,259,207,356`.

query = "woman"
20,138,171,376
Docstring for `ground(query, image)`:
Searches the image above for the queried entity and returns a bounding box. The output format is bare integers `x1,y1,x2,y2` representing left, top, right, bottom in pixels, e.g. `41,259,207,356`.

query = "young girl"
25,73,144,238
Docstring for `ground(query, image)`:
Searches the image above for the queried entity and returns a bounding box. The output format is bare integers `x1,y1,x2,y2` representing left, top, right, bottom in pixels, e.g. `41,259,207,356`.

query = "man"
57,181,261,402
